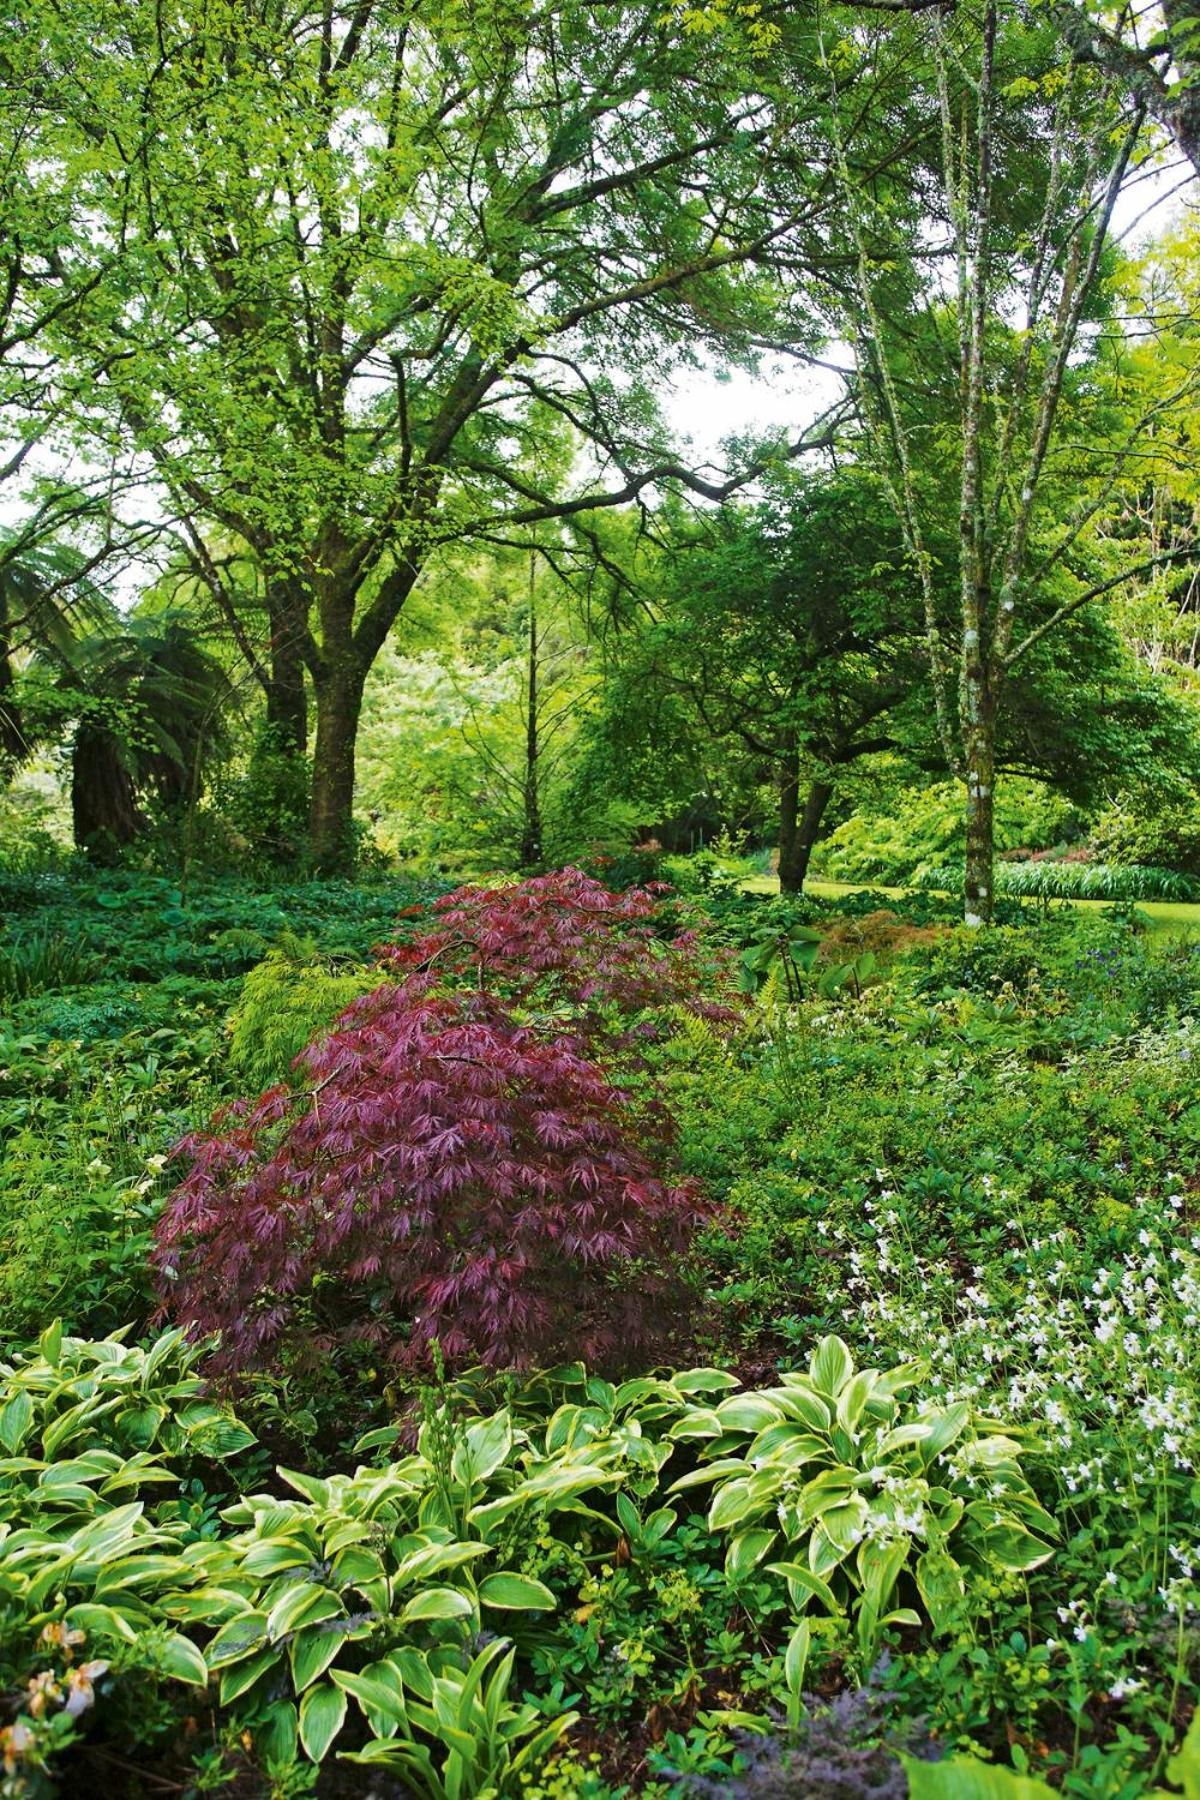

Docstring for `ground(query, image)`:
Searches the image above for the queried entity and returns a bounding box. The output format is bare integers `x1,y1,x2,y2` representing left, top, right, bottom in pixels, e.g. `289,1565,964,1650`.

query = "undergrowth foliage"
155,871,729,1376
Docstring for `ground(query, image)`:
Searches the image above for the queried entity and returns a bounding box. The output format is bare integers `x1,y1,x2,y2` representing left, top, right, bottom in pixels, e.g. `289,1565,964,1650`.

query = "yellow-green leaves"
667,1335,1054,1665
299,1681,347,1763
476,1572,555,1611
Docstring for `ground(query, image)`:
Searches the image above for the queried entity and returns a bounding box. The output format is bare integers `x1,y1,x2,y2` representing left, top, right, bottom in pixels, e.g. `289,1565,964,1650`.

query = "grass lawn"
743,872,1200,937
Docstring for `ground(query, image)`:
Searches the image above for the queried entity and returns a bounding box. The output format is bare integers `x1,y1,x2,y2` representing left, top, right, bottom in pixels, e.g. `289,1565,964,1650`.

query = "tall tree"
583,470,937,890
47,0,924,867
823,1,1198,921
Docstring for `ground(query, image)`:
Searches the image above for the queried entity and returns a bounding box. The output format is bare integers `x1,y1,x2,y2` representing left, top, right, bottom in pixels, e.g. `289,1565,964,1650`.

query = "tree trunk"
0,589,25,767
0,653,24,766
309,659,365,873
72,724,144,864
962,675,996,926
266,587,309,755
778,738,832,895
518,576,542,869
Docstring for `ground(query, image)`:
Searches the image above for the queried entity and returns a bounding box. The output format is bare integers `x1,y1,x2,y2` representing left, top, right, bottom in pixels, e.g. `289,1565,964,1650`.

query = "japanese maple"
155,871,726,1375
381,865,733,1027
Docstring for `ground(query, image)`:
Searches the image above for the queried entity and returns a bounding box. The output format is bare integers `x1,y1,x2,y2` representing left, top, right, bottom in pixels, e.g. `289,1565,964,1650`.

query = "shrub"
0,925,100,1000
1089,795,1200,875
382,864,732,1027
157,871,727,1376
903,925,1049,999
226,932,384,1089
818,781,1080,886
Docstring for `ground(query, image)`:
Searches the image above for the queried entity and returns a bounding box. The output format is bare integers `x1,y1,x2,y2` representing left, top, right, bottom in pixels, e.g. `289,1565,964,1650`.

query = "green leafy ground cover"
3,871,1200,1797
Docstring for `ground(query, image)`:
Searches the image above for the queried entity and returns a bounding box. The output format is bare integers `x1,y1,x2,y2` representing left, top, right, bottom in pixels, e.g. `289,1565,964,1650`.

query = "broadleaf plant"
668,1334,1056,1665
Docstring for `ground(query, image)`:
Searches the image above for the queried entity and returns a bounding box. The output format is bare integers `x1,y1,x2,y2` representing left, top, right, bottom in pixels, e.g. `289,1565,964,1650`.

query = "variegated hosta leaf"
679,1335,1053,1662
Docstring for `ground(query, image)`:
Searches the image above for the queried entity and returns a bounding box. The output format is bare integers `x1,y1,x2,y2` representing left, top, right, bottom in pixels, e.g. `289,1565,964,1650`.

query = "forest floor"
4,866,1200,1796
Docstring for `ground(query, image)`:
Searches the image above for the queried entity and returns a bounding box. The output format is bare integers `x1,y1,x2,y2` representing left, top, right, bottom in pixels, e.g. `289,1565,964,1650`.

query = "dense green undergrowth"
3,870,1200,1797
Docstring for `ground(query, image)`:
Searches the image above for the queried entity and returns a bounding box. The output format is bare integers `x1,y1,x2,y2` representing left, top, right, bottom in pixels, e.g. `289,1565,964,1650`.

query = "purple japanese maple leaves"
155,870,732,1374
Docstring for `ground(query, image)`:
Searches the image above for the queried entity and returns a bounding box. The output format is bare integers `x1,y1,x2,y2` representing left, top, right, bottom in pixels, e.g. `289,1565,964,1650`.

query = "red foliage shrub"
382,865,731,1025
155,870,728,1377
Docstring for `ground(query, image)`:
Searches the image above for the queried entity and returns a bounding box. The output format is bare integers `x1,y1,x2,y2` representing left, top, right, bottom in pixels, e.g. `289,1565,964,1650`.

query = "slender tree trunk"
518,573,542,869
962,668,996,926
777,737,832,895
266,589,308,756
0,654,24,767
0,588,25,765
309,657,365,873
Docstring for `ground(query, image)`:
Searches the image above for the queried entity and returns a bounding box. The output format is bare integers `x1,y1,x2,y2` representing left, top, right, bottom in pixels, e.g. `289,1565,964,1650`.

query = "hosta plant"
201,1457,563,1764
0,1327,257,1793
341,1635,577,1797
0,1322,255,1530
198,1361,763,1771
668,1336,1055,1674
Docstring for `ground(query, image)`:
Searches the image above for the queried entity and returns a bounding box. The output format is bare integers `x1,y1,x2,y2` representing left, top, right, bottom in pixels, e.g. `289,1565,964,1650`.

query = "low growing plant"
668,1335,1056,1674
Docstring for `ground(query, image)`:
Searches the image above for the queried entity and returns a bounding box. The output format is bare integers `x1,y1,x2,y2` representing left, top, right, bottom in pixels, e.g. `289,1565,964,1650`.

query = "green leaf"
835,1370,877,1435
784,1619,810,1727
708,1477,764,1531
240,1539,313,1579
399,1587,474,1623
902,1755,1057,1798
299,1682,347,1764
672,1368,741,1395
809,1336,853,1399
921,1403,971,1459
1166,1706,1200,1798
266,1582,343,1641
477,1571,556,1610
451,1411,512,1486
725,1527,776,1581
766,1561,839,1614
331,1663,408,1735
63,1602,140,1644
206,1610,268,1668
715,1393,783,1433
290,1622,346,1691
0,1391,34,1454
188,1417,257,1459
219,1649,279,1705
915,1550,965,1634
980,1523,1054,1573
256,1699,298,1767
157,1633,208,1686
39,1319,64,1367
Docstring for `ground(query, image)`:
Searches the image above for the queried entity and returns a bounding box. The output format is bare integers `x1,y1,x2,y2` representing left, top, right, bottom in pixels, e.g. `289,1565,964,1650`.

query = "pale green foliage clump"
668,1335,1053,1683
227,934,382,1090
